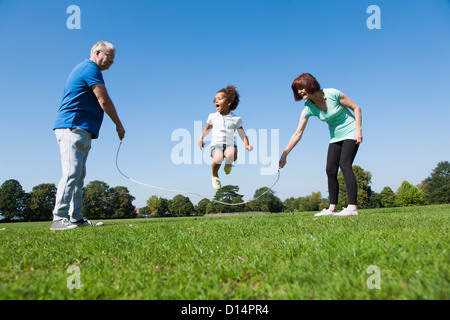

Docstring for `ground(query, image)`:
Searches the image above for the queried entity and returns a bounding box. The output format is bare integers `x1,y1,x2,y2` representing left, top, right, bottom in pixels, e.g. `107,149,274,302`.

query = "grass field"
0,205,448,300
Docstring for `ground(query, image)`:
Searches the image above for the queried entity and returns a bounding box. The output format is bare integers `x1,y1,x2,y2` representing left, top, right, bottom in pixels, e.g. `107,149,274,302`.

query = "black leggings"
326,139,359,205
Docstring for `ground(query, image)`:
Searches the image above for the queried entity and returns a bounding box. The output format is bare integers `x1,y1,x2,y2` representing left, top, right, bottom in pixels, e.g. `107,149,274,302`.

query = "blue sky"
0,0,449,208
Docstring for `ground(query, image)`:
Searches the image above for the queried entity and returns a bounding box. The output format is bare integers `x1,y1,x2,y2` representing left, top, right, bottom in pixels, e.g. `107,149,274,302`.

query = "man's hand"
279,152,287,168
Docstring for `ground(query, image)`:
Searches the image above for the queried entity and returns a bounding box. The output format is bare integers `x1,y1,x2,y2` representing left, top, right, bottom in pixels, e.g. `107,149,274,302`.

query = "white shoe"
212,177,221,190
314,208,335,217
334,208,358,216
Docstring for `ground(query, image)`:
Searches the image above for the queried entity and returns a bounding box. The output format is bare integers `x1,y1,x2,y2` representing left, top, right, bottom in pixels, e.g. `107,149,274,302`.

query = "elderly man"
51,41,125,230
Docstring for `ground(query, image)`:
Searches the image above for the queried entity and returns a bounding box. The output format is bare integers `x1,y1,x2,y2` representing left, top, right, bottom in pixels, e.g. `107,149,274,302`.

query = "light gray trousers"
53,128,92,222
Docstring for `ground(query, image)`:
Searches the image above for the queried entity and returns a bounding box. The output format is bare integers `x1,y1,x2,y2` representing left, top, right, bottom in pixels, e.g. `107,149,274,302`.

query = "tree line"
1,161,448,222
0,180,135,222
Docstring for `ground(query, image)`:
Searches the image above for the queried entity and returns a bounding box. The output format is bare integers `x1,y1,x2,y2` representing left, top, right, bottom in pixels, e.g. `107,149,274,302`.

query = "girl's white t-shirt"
207,112,243,147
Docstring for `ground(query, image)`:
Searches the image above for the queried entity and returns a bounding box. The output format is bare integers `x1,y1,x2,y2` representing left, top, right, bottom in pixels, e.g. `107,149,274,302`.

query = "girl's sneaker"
224,164,232,175
212,177,221,190
314,209,335,217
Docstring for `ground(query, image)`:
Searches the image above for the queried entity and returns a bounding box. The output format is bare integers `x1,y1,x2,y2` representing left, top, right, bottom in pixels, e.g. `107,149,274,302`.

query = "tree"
213,185,242,203
82,180,111,219
380,186,397,208
206,201,226,214
169,194,195,216
208,185,244,213
146,195,169,216
395,180,425,207
245,199,269,212
282,193,328,213
0,179,29,221
158,198,169,216
246,187,283,213
146,195,160,215
28,183,56,221
421,161,450,204
307,191,324,211
109,186,136,219
297,192,327,212
337,165,372,209
283,197,298,212
230,194,246,212
368,191,382,208
195,198,211,215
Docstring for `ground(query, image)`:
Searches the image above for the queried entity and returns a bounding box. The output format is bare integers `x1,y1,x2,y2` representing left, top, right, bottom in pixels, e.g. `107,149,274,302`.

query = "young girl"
198,85,253,190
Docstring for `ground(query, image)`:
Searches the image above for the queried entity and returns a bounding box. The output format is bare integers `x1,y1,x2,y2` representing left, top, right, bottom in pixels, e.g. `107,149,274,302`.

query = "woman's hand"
355,129,363,144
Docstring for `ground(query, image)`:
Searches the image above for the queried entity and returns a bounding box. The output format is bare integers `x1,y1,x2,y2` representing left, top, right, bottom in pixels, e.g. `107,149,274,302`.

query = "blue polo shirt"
53,59,105,139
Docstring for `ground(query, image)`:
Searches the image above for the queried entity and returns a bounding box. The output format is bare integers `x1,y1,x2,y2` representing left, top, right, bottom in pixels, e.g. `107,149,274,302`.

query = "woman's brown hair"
291,73,321,101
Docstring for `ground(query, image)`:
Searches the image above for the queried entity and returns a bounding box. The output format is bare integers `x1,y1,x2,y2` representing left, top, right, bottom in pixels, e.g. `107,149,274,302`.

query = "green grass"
0,205,448,300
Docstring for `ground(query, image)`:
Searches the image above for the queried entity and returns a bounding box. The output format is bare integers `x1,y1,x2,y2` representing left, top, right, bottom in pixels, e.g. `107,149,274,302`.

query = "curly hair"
216,85,240,110
291,73,321,101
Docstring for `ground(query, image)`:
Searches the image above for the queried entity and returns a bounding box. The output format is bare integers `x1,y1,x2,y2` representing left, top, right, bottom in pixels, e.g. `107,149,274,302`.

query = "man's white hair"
90,41,115,56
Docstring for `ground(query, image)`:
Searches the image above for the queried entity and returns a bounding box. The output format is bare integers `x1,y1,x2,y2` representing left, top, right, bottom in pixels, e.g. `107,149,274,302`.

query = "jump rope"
115,140,282,206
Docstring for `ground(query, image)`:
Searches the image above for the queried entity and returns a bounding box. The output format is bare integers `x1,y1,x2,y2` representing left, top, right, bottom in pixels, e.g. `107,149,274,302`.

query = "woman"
279,73,363,216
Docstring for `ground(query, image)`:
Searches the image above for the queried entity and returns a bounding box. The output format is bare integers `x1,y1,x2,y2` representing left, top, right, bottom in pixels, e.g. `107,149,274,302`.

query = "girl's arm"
237,127,253,151
198,124,212,149
279,114,309,168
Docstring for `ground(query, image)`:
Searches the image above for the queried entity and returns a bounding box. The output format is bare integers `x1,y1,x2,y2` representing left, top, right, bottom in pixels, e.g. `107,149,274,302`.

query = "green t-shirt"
301,88,356,143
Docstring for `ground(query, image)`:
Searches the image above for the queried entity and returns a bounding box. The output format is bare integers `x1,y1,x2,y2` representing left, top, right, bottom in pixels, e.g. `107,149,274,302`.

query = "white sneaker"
314,209,336,217
334,208,358,216
212,177,221,190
